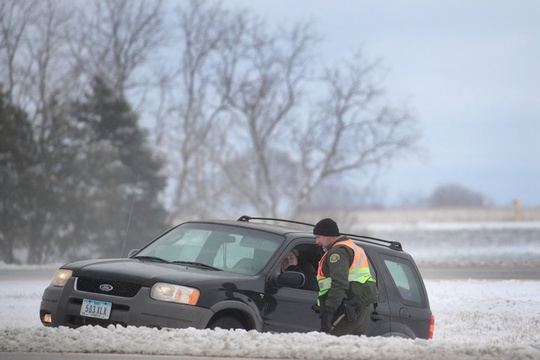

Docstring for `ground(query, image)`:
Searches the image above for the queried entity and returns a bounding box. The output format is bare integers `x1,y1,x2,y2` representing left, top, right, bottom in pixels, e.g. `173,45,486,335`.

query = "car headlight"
150,282,200,305
50,269,73,287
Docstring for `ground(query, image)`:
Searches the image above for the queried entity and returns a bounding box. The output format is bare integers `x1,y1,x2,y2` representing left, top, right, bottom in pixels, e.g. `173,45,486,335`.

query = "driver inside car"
281,249,318,291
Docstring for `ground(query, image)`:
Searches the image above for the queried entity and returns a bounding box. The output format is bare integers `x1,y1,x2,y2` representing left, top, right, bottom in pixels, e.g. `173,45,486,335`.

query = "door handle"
370,311,383,321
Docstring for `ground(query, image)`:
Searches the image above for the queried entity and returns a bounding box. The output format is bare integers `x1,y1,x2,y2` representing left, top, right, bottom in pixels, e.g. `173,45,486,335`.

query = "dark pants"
330,305,370,336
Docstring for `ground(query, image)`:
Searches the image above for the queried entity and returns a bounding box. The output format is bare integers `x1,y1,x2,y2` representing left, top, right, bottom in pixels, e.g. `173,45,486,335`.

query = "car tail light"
428,314,435,339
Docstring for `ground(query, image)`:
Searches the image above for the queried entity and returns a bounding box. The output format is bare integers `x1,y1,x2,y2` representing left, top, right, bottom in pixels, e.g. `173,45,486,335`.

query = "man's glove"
320,312,333,333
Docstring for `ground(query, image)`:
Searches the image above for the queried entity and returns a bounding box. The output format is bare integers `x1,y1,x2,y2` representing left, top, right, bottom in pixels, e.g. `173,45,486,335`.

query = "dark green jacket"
318,238,378,314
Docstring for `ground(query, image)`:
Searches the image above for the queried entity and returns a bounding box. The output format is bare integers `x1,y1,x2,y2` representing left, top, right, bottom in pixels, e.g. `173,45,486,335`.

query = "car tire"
209,316,245,330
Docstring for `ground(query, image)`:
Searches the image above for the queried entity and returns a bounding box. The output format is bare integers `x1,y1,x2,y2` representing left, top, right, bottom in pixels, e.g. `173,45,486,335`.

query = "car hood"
64,258,255,288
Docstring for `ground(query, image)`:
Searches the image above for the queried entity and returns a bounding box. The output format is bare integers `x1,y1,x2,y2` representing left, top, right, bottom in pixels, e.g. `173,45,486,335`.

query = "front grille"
76,277,142,297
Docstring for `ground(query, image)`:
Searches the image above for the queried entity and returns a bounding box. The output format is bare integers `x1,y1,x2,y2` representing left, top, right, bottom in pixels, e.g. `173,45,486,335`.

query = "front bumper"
40,277,214,329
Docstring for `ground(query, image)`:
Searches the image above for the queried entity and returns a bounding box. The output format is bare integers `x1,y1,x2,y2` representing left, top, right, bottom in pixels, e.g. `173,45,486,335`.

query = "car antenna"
121,174,140,257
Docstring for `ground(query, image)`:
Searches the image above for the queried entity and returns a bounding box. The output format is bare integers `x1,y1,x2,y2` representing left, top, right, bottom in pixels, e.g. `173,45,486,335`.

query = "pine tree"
69,77,168,258
0,90,39,263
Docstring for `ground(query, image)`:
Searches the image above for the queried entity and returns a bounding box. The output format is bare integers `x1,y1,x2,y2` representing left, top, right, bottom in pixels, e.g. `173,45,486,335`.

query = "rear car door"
379,253,431,338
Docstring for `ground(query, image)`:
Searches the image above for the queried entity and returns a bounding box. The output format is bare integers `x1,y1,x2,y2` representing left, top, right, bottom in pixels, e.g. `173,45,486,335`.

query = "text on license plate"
80,299,112,319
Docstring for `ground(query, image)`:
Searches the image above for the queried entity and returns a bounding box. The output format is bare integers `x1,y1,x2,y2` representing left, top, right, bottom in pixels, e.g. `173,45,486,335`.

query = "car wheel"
209,316,245,330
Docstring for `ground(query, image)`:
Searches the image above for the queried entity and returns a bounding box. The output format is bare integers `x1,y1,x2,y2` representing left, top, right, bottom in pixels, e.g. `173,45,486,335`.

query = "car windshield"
133,222,284,275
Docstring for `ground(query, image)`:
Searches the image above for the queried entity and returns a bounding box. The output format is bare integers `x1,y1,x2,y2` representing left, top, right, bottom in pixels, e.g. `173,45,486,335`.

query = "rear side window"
381,255,425,307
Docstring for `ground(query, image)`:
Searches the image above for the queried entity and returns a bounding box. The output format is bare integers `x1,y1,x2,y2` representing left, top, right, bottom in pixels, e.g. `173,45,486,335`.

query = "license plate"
80,299,112,319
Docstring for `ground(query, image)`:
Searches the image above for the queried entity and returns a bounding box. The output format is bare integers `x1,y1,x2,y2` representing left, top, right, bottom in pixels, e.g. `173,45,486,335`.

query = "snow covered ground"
360,221,540,267
1,222,540,359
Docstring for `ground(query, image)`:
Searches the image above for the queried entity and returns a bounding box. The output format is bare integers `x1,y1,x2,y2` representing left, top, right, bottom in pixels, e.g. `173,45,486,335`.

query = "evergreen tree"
0,90,39,263
24,93,94,264
1,79,168,264
70,77,168,258
0,88,92,263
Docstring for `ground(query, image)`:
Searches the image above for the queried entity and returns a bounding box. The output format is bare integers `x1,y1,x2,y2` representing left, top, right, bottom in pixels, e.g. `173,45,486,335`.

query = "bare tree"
161,1,420,219
288,51,420,215
27,1,77,138
221,22,318,216
163,0,250,221
221,42,419,217
0,0,37,100
68,0,165,99
0,0,77,129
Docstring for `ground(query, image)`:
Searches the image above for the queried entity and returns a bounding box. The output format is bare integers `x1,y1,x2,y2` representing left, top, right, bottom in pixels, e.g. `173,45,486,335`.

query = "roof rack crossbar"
343,233,403,251
237,215,314,228
237,215,403,251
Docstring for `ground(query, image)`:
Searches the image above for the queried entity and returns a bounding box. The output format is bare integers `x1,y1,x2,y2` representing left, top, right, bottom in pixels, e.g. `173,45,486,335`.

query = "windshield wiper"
171,261,222,271
133,255,171,264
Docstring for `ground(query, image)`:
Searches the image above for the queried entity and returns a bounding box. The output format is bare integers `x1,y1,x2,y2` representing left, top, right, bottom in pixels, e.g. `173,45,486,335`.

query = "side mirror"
277,271,305,288
127,249,139,258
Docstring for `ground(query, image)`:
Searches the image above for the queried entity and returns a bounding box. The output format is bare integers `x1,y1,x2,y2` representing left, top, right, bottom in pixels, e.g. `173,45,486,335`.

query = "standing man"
313,218,378,336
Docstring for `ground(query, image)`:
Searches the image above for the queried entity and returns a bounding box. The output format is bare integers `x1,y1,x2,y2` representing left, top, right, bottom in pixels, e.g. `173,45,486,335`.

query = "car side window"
381,255,425,307
214,235,278,275
274,242,321,291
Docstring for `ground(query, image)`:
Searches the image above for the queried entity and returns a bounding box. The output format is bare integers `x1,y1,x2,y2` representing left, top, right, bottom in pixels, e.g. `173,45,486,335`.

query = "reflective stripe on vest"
317,239,374,296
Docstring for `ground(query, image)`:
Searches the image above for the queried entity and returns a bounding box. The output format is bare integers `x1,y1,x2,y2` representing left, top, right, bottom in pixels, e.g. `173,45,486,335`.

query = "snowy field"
1,222,540,359
359,221,540,267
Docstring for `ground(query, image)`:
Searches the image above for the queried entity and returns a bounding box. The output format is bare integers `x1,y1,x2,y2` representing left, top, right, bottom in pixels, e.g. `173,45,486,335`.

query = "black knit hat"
313,218,340,236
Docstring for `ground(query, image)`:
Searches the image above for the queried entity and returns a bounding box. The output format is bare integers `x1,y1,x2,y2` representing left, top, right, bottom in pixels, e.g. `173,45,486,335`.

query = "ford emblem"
99,284,114,292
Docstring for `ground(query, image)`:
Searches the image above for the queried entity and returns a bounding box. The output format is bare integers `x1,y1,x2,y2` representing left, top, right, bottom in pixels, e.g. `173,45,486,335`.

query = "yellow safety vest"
317,239,375,298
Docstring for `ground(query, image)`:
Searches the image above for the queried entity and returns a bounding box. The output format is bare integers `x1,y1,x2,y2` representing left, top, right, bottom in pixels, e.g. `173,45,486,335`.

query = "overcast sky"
226,0,540,207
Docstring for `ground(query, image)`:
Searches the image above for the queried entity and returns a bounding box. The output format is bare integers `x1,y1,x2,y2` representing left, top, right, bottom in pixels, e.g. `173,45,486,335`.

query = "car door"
262,240,321,333
379,253,431,338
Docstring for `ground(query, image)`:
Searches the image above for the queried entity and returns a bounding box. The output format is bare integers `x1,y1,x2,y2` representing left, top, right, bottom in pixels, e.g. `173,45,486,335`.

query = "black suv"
40,216,434,339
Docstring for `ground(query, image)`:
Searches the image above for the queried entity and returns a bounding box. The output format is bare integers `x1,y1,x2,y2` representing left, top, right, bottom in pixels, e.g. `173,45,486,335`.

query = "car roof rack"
237,215,403,251
238,215,314,228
